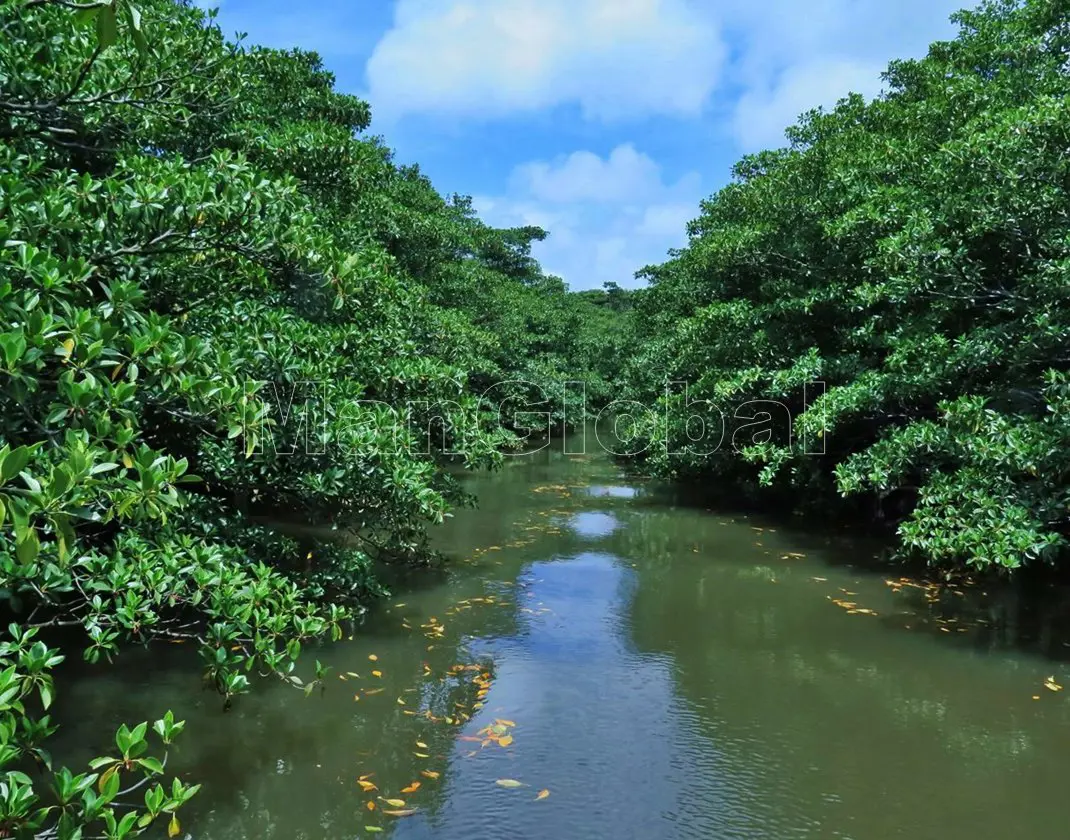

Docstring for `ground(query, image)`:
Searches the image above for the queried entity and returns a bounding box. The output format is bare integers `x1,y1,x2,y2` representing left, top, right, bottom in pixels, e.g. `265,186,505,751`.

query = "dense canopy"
617,0,1069,571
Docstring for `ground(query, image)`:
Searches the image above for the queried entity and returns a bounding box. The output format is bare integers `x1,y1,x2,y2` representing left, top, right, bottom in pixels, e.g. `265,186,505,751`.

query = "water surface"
56,443,1070,839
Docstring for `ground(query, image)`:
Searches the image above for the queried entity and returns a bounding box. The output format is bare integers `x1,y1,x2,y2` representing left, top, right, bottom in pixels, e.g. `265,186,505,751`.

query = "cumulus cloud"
732,57,887,151
476,144,703,290
720,0,963,149
365,0,726,122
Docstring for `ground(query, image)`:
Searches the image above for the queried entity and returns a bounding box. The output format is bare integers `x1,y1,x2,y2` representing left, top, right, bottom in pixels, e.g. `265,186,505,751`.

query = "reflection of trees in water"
621,529,1070,784
49,583,526,840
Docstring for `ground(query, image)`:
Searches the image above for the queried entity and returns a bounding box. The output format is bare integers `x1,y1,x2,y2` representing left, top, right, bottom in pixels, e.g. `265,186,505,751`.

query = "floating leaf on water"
366,800,376,811
1044,676,1063,691
498,735,514,747
371,670,382,678
380,798,406,808
495,779,525,788
421,770,440,779
401,782,421,793
368,654,378,661
397,697,406,705
495,719,516,727
415,741,428,749
382,809,417,817
414,752,430,758
365,827,383,833
535,789,550,800
358,780,378,792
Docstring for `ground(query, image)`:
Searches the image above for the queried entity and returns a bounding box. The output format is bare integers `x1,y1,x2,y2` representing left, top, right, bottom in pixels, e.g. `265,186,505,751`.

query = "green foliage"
0,624,197,839
620,0,1070,571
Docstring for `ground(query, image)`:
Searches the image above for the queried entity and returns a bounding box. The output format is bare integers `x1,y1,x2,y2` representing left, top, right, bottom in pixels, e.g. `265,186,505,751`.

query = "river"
54,436,1070,839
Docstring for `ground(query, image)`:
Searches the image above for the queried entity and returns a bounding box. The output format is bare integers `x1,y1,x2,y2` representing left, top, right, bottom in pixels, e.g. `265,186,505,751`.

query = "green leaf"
96,3,118,48
1,446,32,483
15,530,39,566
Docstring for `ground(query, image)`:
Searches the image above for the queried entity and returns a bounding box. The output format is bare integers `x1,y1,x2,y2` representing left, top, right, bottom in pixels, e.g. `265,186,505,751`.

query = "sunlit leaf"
498,735,513,747
401,782,421,793
535,789,550,800
420,770,440,780
495,779,525,788
380,798,405,807
382,809,417,817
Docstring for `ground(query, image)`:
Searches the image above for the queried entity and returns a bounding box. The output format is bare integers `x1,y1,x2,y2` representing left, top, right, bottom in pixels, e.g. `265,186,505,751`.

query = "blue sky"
197,0,967,289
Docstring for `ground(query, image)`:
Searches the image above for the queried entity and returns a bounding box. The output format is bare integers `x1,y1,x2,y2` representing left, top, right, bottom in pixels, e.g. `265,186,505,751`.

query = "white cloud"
477,144,703,290
732,57,887,151
365,0,726,122
720,0,963,149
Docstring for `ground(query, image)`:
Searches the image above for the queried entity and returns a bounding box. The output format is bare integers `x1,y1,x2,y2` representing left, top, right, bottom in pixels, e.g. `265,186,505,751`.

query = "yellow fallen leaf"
371,670,382,678
168,814,180,838
364,687,384,695
415,741,428,749
365,827,382,833
495,779,525,788
380,798,406,808
420,770,440,779
366,801,376,811
369,654,378,661
382,809,417,817
495,719,516,727
535,789,550,801
358,780,378,792
397,697,406,705
401,782,421,793
414,752,430,758
498,735,514,747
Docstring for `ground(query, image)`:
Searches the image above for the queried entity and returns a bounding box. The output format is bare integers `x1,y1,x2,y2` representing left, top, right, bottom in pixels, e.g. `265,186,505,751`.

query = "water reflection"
585,485,639,499
567,511,621,538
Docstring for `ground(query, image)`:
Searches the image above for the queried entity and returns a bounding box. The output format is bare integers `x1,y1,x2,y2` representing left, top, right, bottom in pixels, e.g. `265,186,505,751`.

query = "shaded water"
55,442,1070,839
